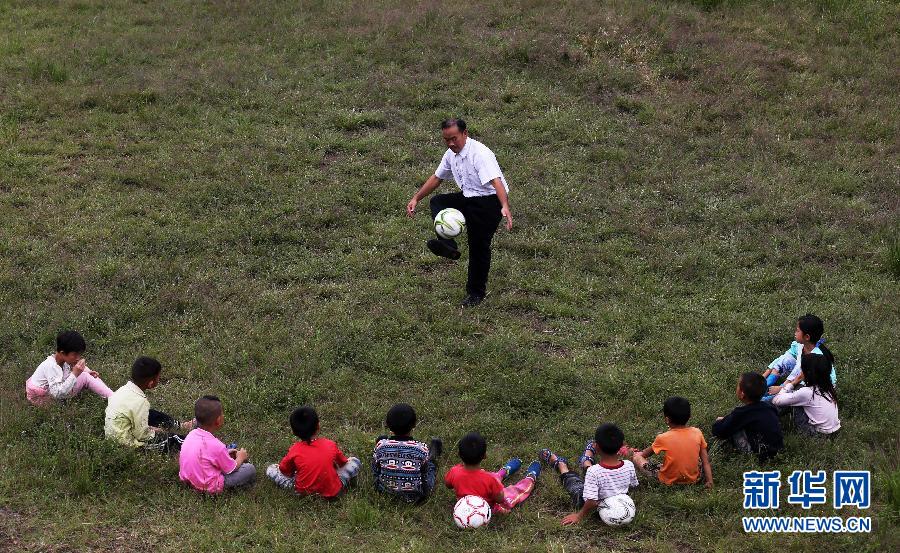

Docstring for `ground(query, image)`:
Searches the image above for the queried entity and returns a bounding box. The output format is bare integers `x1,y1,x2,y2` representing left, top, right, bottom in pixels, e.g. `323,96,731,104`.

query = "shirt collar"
455,138,472,159
126,380,147,398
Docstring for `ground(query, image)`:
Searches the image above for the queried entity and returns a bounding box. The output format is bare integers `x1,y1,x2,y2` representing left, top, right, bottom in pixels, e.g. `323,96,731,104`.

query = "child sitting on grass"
179,395,256,493
372,403,442,503
712,372,784,461
104,356,191,453
762,314,836,398
444,432,541,514
632,397,713,489
25,331,113,406
266,406,361,498
772,354,840,437
540,423,639,526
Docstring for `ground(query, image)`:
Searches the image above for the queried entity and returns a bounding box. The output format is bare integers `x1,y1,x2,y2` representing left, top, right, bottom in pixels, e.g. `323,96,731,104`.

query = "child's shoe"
524,461,541,480
579,439,596,468
538,448,568,470
429,437,443,459
502,458,522,476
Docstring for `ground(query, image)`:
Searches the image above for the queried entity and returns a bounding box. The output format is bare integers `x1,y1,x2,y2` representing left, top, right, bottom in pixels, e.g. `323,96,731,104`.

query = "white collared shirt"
434,137,509,198
28,355,78,399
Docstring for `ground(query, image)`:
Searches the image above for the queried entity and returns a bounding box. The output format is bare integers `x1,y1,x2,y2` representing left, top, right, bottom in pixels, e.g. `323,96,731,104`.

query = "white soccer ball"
434,208,466,239
453,495,492,529
597,494,636,526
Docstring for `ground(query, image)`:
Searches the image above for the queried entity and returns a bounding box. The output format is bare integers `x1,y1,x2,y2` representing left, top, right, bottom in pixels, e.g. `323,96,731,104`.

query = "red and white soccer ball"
453,495,492,529
597,494,636,526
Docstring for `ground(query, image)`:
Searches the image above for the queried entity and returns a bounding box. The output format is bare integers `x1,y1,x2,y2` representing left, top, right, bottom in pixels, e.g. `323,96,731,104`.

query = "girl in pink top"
772,354,840,436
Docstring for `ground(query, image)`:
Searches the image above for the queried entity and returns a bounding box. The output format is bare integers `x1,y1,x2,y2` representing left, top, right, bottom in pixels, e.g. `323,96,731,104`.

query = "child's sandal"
538,448,568,470
579,439,596,467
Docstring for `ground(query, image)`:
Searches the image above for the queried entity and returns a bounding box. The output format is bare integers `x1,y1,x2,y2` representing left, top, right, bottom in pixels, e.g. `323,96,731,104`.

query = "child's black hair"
594,423,625,455
385,403,417,437
290,406,319,443
131,356,162,386
802,353,837,404
798,313,835,365
56,331,86,354
739,372,767,402
194,395,223,427
663,396,691,426
457,432,487,465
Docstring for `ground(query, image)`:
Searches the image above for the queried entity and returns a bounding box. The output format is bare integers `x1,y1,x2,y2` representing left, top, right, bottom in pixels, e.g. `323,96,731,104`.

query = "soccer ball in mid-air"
597,494,636,526
434,208,466,239
453,495,492,529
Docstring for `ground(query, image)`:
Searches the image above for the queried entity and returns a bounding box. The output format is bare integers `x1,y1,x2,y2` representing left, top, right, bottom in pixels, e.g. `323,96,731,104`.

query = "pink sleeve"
213,442,237,474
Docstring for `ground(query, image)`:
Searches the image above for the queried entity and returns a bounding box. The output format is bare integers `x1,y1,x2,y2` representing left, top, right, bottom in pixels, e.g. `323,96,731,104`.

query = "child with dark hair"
266,406,361,498
772,354,840,437
540,423,639,525
25,330,113,406
444,432,541,514
372,403,443,503
632,397,713,488
763,314,837,398
179,395,256,493
104,356,191,453
712,373,784,460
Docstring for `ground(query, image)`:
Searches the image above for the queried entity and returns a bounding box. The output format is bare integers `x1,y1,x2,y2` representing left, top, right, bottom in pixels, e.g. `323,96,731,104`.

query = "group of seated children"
25,313,840,524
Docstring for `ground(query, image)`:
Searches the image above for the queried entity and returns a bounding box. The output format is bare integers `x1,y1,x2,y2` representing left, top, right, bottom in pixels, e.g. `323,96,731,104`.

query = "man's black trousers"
430,192,502,297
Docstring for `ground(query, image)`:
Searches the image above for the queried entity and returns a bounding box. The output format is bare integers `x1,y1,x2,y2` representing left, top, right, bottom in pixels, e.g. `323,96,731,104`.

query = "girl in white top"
25,331,113,406
772,353,840,436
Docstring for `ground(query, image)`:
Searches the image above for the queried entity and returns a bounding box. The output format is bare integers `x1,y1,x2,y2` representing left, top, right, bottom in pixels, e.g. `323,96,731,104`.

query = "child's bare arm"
700,447,713,490
562,499,599,525
635,446,654,458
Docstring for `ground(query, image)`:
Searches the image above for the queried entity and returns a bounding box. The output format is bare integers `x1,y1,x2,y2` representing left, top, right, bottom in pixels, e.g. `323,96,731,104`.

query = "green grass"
1,0,898,551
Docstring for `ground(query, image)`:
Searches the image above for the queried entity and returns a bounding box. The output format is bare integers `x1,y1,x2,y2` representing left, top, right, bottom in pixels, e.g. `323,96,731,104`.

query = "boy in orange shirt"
632,397,713,489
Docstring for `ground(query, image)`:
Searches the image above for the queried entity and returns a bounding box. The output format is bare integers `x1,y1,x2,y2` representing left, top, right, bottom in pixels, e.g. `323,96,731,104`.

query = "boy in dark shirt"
712,372,784,461
372,403,442,503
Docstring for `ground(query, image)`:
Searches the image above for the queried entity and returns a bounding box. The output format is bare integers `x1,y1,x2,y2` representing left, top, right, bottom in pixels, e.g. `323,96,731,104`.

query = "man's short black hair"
594,423,625,455
385,403,417,437
194,395,223,426
56,331,86,354
663,396,691,426
440,118,467,132
739,372,767,402
458,431,487,465
290,406,319,443
131,356,162,385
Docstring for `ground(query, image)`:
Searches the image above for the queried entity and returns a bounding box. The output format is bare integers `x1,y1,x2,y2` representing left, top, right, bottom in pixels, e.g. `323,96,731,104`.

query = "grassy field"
1,0,898,551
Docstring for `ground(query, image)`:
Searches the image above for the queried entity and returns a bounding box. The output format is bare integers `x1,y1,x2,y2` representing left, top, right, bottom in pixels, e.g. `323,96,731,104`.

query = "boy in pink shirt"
179,395,256,494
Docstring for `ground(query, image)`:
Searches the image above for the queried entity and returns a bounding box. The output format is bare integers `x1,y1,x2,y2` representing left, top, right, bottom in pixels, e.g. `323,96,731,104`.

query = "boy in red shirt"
632,397,713,489
444,432,541,514
266,406,361,498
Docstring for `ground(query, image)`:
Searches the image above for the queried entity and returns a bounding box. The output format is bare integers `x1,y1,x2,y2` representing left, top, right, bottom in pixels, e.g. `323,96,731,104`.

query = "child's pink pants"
25,372,113,406
489,467,536,514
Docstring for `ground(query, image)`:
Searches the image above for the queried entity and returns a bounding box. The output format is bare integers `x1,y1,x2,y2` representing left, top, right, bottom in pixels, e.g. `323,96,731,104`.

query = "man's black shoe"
427,239,460,260
461,294,484,308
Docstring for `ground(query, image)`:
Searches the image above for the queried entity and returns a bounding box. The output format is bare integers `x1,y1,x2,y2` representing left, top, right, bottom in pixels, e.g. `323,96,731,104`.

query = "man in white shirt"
406,119,512,307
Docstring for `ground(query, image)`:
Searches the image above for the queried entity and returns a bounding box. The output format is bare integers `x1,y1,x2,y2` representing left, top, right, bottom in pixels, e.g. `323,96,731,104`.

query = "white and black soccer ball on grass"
597,494,636,526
